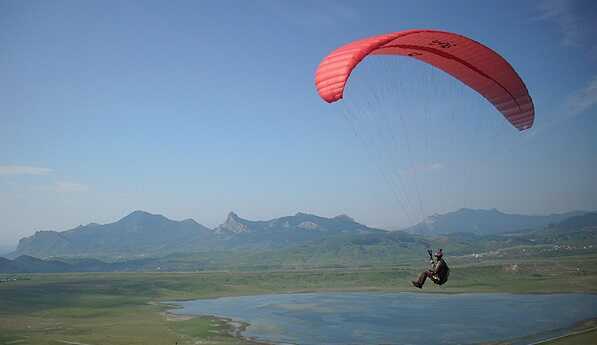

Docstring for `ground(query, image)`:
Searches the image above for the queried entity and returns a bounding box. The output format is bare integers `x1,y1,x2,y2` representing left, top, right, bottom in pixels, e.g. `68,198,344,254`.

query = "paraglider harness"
427,249,450,285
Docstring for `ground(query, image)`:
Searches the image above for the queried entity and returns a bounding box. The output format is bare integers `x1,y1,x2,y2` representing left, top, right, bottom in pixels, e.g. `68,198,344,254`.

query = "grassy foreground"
1,255,596,345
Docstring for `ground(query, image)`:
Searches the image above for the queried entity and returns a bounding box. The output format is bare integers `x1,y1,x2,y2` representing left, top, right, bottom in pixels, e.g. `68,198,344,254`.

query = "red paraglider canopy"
315,30,534,130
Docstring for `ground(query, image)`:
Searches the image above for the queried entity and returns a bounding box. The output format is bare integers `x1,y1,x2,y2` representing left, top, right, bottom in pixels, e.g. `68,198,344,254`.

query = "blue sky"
1,0,596,245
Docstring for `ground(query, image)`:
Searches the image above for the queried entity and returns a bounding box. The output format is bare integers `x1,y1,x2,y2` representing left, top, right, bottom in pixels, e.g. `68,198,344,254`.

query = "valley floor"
1,254,596,345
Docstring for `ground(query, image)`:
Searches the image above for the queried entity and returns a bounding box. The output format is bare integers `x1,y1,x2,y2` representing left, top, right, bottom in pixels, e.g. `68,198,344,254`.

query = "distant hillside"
0,231,429,273
432,212,597,258
553,212,597,231
0,255,71,273
11,211,215,258
10,211,388,259
405,208,587,236
0,255,123,273
518,212,597,247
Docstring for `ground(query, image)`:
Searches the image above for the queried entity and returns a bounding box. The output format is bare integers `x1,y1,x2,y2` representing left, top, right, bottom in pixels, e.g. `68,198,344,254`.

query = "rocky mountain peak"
217,211,249,234
227,211,240,220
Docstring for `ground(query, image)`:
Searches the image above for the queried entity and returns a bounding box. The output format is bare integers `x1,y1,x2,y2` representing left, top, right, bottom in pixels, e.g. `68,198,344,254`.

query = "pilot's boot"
412,271,429,288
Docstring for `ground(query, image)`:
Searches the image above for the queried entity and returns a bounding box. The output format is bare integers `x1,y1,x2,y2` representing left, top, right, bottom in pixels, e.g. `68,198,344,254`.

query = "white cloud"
53,182,89,193
35,181,90,193
538,0,582,46
400,162,444,176
524,75,597,138
528,2,597,137
537,0,597,52
0,165,89,193
0,165,53,176
569,75,597,115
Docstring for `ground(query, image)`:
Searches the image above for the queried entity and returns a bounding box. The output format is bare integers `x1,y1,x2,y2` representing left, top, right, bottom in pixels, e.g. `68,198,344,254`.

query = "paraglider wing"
315,30,534,130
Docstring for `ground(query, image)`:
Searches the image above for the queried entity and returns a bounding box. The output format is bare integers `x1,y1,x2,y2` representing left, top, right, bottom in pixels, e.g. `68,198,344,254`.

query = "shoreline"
164,310,274,345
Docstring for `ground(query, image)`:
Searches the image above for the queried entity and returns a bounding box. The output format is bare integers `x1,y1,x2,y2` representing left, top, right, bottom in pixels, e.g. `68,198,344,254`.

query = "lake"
168,292,597,345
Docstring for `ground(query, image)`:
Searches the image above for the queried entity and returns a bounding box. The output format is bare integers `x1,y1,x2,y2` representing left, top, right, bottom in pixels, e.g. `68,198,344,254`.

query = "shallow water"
169,292,597,345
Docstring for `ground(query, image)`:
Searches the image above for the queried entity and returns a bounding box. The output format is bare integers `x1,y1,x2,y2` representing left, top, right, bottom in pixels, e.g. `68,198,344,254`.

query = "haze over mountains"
2,210,596,273
9,210,385,259
7,208,592,260
0,245,14,256
406,208,586,236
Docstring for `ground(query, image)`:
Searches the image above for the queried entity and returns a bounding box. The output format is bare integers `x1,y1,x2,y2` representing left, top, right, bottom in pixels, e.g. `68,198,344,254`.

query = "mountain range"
6,208,593,260
2,211,596,273
9,210,385,259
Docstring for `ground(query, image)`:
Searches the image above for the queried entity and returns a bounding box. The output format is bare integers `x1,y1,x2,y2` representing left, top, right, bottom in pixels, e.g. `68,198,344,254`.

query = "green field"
1,254,596,345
